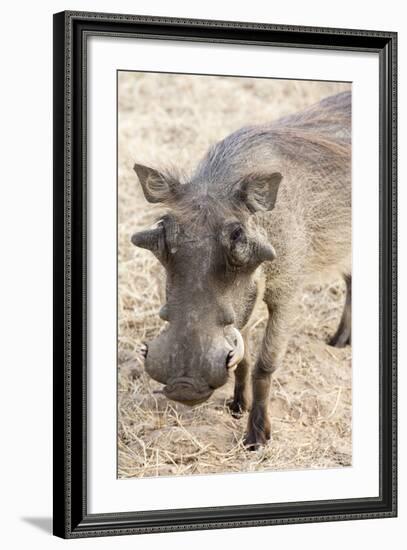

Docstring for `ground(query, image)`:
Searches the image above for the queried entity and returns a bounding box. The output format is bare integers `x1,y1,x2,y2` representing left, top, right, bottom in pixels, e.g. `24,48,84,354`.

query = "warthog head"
131,163,281,406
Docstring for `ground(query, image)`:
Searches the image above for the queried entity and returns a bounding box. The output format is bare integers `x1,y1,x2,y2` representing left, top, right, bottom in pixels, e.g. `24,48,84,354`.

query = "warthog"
131,91,351,449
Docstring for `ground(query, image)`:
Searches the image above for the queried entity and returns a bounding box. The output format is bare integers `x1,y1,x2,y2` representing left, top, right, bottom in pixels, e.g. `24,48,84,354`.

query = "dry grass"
118,72,352,479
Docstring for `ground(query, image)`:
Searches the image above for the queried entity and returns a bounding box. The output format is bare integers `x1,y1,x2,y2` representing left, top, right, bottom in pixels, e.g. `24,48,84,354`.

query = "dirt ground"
117,72,352,479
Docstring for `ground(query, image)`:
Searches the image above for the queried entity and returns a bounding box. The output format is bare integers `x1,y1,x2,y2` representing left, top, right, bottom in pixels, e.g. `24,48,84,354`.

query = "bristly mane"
161,91,351,233
191,90,351,187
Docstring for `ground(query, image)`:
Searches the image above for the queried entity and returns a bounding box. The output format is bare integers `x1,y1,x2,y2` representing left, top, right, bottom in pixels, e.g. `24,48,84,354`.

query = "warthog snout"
142,326,245,406
163,378,214,406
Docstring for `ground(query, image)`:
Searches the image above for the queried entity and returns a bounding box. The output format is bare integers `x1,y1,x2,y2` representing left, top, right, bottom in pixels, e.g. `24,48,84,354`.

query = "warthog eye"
230,225,243,242
221,219,276,269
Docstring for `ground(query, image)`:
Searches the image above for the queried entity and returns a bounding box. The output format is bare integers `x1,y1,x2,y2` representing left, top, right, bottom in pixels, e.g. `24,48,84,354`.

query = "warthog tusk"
138,343,148,358
225,327,245,369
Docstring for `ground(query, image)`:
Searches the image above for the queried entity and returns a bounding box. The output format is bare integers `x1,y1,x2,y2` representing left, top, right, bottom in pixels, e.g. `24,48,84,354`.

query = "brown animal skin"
131,91,351,450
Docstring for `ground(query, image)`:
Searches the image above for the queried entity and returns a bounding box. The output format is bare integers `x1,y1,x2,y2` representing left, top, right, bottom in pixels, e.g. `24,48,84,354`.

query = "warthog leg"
228,330,251,417
329,274,352,347
244,298,294,450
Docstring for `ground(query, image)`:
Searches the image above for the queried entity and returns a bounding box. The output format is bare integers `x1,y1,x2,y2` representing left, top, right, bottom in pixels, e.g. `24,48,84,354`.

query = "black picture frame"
53,10,397,539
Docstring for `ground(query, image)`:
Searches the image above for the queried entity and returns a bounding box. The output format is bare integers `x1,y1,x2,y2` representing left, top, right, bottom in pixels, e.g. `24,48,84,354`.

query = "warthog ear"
133,163,179,203
237,172,282,213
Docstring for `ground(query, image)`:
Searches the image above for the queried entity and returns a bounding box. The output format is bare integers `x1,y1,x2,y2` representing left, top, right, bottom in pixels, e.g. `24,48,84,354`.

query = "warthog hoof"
243,427,271,451
328,329,351,348
244,407,271,450
227,398,247,419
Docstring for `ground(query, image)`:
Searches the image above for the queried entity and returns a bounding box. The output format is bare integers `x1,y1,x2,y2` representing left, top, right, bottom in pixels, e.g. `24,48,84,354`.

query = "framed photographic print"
53,11,397,538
